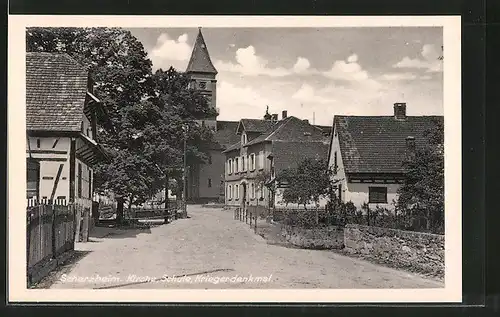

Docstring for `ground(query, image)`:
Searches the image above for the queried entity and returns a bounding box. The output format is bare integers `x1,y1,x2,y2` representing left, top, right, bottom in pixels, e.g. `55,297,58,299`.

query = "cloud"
380,72,417,81
215,46,313,77
393,44,443,73
347,54,358,63
150,33,192,70
293,57,311,73
291,83,334,105
324,55,369,81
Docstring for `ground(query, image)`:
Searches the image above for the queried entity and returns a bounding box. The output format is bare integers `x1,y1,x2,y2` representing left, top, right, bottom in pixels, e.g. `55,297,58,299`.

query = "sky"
128,27,443,126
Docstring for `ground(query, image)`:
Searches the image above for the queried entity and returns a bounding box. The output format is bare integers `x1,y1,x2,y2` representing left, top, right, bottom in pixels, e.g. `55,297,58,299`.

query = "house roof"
237,119,275,134
214,120,240,149
244,116,328,147
222,141,242,154
271,141,329,176
26,52,89,132
333,115,444,174
185,28,218,75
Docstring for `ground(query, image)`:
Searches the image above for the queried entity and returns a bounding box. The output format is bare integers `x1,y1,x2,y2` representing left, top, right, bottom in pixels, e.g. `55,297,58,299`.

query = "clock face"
199,81,207,89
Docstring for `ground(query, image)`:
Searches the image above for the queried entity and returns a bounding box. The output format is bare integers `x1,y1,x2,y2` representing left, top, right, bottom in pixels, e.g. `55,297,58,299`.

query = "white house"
327,102,443,211
26,52,109,209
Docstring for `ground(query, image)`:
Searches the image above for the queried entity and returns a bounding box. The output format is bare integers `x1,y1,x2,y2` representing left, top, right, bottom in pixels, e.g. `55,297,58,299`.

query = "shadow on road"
31,250,93,289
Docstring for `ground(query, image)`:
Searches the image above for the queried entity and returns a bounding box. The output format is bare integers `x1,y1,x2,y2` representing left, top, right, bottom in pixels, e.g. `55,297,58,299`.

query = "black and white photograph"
8,16,462,302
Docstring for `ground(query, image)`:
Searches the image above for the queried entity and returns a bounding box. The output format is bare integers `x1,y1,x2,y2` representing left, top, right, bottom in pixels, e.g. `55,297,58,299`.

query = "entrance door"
241,183,247,209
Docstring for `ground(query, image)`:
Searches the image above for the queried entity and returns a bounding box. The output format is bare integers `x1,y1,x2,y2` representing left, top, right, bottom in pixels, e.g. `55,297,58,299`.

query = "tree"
396,119,444,233
26,28,216,222
278,158,332,209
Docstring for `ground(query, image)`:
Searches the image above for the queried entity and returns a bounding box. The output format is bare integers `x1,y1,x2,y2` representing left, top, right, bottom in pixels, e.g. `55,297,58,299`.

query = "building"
184,28,240,203
26,52,109,209
223,110,330,209
327,102,444,211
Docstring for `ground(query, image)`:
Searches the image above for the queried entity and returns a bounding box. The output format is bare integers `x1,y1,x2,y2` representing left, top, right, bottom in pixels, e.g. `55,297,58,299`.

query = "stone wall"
283,225,344,249
344,224,444,278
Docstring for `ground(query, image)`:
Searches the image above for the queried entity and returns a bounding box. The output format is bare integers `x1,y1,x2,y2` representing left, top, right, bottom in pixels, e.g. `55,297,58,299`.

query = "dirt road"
49,206,443,289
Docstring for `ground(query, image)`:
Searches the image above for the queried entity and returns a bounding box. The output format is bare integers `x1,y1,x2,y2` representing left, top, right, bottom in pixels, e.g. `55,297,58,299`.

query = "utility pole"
182,124,188,218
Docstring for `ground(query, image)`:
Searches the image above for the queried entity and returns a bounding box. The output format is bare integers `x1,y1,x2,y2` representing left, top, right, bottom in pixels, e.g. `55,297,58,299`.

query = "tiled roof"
334,115,444,174
221,141,241,154
214,120,240,149
185,28,218,74
237,119,275,133
244,116,328,147
271,141,329,175
26,52,89,132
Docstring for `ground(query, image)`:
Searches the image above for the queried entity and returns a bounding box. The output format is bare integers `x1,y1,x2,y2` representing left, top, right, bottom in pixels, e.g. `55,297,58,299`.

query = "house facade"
327,102,444,211
223,110,330,209
26,52,109,209
184,28,239,203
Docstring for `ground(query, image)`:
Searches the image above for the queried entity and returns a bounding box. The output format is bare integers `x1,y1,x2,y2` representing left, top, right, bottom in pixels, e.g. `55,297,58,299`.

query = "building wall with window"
328,122,399,212
197,149,225,202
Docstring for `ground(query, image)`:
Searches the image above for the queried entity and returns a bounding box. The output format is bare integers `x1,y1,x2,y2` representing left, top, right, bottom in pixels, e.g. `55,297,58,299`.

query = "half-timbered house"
26,52,109,209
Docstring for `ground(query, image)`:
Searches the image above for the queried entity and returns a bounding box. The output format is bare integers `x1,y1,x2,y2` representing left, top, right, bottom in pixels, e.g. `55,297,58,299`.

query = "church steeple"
186,27,218,75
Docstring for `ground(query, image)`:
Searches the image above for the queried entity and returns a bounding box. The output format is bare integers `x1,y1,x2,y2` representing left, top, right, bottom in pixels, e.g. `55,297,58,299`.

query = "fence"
234,205,269,233
26,203,75,283
271,203,444,235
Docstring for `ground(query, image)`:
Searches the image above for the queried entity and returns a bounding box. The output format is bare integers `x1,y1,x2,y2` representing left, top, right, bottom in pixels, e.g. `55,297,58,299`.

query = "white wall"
26,137,70,200
345,183,400,211
328,125,349,203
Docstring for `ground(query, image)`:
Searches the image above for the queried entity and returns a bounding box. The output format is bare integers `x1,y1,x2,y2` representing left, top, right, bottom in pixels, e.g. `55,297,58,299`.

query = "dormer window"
241,132,247,145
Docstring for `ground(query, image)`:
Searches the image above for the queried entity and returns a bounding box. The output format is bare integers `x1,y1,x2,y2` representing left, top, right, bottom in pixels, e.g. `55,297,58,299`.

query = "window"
228,185,232,199
89,170,92,198
369,186,387,204
208,178,212,188
77,163,82,198
251,183,255,199
241,133,247,145
242,156,246,172
228,159,232,174
235,185,239,200
258,151,264,170
250,154,256,171
260,186,265,199
26,158,39,198
199,81,207,89
36,139,40,148
235,158,239,173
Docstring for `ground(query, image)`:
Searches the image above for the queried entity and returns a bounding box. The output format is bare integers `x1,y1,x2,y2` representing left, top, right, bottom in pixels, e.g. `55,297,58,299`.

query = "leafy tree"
396,119,444,233
278,158,332,209
26,28,216,222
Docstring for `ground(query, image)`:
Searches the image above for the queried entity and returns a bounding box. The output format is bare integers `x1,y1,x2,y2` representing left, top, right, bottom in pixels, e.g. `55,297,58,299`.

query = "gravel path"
49,206,444,289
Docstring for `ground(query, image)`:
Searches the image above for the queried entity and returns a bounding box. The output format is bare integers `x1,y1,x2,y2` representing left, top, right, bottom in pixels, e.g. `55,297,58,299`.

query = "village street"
47,206,443,289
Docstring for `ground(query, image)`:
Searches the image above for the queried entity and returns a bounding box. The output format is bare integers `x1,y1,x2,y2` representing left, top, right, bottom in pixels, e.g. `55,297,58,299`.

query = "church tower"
186,27,218,130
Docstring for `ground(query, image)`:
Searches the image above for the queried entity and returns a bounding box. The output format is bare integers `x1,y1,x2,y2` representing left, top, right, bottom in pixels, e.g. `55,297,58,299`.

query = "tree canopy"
27,27,217,209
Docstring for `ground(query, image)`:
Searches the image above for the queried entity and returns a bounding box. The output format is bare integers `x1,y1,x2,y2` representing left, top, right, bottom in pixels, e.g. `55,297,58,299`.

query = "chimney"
303,119,309,124
271,114,278,122
282,110,288,119
394,102,407,120
406,136,416,159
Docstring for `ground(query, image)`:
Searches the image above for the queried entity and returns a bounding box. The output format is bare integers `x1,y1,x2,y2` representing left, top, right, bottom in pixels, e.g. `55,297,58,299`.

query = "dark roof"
244,116,328,147
222,141,242,154
185,28,217,74
334,115,444,174
314,125,333,136
26,52,89,132
237,119,275,134
271,141,329,175
214,120,240,149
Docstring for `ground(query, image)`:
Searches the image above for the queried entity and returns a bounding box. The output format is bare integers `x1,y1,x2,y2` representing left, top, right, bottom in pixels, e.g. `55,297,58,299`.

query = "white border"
8,15,462,303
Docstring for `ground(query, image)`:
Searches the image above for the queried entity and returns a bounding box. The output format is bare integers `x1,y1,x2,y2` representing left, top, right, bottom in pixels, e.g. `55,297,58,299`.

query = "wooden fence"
26,203,75,283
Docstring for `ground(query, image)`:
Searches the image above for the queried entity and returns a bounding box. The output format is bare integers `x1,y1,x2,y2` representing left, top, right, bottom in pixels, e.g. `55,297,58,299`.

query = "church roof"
186,28,218,75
